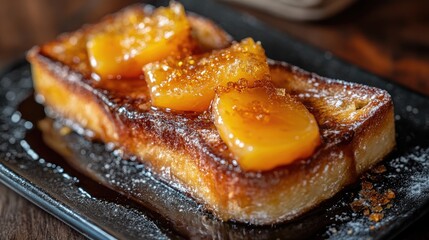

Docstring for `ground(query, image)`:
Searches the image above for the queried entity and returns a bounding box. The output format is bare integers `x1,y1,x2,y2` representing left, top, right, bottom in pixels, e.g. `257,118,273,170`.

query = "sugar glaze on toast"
27,4,395,225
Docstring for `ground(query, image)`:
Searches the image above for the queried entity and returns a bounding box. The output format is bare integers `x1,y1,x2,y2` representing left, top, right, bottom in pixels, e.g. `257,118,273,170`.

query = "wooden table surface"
1,0,429,239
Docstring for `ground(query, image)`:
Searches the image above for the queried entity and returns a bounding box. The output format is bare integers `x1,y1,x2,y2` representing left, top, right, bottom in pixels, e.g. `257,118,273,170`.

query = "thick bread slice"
27,5,395,225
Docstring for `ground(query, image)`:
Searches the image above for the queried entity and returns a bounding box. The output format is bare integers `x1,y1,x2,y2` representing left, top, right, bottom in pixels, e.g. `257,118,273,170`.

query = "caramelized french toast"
27,3,395,225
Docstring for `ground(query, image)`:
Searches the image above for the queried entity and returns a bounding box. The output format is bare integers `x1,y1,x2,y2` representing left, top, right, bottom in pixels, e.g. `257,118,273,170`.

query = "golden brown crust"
26,4,395,225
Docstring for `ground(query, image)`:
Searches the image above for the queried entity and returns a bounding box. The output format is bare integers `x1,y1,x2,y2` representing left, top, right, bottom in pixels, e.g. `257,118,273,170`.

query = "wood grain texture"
0,183,84,240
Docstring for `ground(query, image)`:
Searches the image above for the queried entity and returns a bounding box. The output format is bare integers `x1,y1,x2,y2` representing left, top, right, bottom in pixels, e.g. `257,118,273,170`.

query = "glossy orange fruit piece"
212,81,320,171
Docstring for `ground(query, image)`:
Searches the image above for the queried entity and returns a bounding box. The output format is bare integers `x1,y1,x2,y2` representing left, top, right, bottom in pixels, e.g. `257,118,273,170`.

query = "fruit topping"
144,38,270,112
87,2,196,79
212,81,320,171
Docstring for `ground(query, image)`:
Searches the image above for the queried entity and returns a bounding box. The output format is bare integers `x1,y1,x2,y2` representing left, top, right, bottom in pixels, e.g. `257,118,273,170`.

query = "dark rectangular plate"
1,0,429,239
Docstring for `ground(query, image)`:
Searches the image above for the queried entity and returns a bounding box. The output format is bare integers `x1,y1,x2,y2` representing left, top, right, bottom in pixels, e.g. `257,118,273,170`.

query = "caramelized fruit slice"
212,81,320,171
87,2,195,79
144,38,270,112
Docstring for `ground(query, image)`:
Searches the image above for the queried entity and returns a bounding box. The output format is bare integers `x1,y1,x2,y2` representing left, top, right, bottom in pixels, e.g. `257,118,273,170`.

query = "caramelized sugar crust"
27,4,395,224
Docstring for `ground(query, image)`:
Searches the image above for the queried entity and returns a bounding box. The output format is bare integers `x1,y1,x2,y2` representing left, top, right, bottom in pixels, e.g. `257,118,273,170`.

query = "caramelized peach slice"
212,81,320,171
87,2,195,79
144,38,270,112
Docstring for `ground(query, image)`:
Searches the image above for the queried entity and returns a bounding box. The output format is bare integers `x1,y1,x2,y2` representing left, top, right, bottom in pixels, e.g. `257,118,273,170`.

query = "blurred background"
0,0,428,239
1,0,428,94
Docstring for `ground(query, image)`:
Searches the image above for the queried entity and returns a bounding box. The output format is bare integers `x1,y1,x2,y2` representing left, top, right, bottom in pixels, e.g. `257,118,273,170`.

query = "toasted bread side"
27,5,395,224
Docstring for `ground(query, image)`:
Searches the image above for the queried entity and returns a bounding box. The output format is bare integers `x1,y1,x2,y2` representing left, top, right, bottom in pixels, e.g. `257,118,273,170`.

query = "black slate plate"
1,0,429,239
